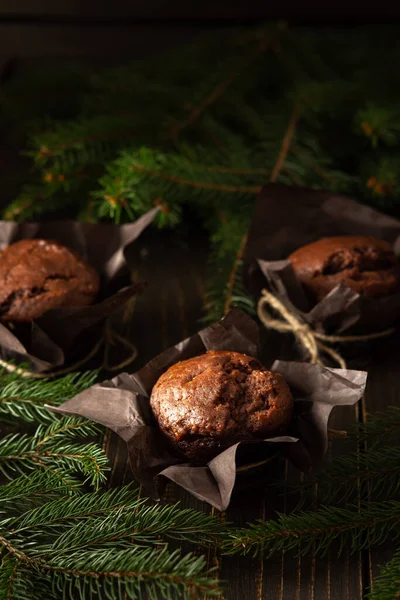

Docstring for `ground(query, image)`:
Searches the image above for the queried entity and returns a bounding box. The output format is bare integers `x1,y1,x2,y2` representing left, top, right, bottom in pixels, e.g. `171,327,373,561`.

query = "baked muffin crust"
150,350,293,462
288,236,400,301
0,239,100,322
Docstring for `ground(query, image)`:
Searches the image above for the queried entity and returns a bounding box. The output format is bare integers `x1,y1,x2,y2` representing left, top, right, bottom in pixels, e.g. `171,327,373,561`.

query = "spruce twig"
223,501,400,557
0,472,78,512
294,445,400,508
355,406,400,443
0,370,97,424
368,550,400,600
130,163,261,194
0,539,221,600
221,102,301,317
168,23,286,140
0,418,108,488
2,488,225,551
0,490,224,599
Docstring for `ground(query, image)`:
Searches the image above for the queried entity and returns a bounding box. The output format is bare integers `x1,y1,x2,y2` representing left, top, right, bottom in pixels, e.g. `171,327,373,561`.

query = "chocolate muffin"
0,239,100,322
150,350,293,462
288,236,400,302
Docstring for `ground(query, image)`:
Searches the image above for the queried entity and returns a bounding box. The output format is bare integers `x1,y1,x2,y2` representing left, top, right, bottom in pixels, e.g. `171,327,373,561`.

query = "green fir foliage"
294,444,400,508
223,501,400,558
0,370,97,424
0,417,108,489
368,550,400,600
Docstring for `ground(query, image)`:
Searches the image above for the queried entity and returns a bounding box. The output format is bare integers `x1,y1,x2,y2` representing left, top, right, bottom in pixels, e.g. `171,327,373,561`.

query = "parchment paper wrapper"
244,183,400,336
49,309,367,511
0,208,158,372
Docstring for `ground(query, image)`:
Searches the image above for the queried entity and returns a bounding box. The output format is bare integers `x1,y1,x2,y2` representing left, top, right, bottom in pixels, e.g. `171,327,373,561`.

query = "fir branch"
2,178,101,222
3,185,64,222
294,445,400,508
270,103,302,181
203,217,254,323
223,501,400,558
130,163,262,194
0,537,221,600
94,146,264,226
368,550,400,600
30,116,144,171
214,102,301,320
7,486,140,535
0,370,97,424
44,502,227,555
2,488,225,558
0,555,55,600
356,406,400,443
168,24,284,140
49,547,221,599
0,472,79,512
223,234,250,316
0,555,47,600
32,416,101,446
0,417,108,488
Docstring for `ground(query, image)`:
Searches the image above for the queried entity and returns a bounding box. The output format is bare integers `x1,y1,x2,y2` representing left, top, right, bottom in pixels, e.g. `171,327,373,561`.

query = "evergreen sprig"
0,486,224,599
0,544,221,600
355,406,400,443
294,444,400,508
223,501,400,558
368,550,400,600
0,370,97,424
3,488,225,556
0,555,53,600
0,472,77,514
0,417,108,488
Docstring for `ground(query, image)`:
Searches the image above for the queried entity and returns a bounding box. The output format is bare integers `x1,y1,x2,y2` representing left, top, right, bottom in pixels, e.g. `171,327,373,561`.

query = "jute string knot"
257,288,395,369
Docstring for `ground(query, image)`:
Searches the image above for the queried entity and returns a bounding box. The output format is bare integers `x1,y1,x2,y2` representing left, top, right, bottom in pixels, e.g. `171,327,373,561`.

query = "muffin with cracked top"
0,239,100,322
150,350,293,462
288,236,400,303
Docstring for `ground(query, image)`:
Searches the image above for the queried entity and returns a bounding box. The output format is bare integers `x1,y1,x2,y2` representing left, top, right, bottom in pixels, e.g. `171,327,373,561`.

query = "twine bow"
257,288,395,369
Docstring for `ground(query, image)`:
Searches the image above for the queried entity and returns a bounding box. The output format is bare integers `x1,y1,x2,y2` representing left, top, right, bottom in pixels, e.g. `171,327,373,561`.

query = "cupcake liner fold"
244,184,400,335
49,309,367,511
0,208,158,372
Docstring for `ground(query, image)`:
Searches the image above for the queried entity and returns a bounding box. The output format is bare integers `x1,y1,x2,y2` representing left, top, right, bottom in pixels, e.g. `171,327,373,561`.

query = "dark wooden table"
1,11,399,598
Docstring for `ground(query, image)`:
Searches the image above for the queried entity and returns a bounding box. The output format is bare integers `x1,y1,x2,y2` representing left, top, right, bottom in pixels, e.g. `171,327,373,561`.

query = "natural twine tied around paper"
257,288,395,369
0,298,139,380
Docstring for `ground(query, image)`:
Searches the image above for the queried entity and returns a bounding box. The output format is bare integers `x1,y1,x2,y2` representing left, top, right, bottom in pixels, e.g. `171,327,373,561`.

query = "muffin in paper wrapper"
49,309,367,511
244,183,400,336
0,208,158,372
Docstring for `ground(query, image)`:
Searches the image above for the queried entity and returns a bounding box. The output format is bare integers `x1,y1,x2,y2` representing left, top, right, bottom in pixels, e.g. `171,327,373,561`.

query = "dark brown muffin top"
150,350,293,462
288,236,400,302
0,239,100,322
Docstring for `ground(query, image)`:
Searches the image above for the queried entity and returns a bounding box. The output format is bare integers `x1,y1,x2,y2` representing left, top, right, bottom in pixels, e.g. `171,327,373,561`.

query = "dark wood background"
1,3,399,599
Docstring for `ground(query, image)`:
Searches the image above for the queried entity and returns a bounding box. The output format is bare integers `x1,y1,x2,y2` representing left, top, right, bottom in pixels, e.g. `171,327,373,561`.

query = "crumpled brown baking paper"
0,208,158,372
49,309,367,511
243,183,400,335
